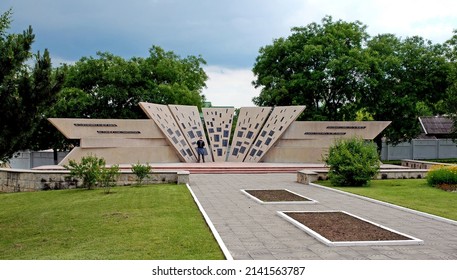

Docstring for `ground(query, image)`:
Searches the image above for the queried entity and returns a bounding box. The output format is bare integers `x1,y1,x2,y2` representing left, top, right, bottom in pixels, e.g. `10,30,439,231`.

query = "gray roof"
419,116,454,135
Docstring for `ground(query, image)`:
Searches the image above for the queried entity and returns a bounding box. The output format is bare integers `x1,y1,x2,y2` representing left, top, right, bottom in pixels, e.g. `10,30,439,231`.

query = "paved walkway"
188,173,457,260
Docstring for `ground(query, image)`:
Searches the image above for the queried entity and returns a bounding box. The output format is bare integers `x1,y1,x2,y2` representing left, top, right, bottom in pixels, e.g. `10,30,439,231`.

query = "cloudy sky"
2,0,457,107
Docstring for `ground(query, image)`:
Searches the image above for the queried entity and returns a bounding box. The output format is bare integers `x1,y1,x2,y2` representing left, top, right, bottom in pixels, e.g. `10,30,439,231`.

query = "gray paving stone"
247,250,276,260
229,250,253,260
189,173,457,260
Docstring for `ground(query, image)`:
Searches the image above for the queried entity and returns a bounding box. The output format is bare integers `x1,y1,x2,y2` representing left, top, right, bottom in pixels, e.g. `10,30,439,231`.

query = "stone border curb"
240,188,318,204
186,183,233,260
309,182,457,226
277,210,424,247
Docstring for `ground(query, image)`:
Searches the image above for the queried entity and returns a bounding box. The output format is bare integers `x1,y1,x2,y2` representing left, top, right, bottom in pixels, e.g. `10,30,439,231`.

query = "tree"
252,16,451,150
35,46,207,161
0,9,63,162
361,34,450,148
252,16,369,121
58,46,208,120
442,30,457,138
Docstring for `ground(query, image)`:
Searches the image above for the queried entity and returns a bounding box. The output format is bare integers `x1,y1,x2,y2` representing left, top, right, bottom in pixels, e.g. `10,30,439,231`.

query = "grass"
317,179,457,221
0,184,225,260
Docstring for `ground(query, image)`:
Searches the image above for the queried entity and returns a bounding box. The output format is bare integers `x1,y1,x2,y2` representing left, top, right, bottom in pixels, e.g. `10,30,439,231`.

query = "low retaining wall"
376,169,427,180
401,159,455,169
0,168,189,193
297,170,321,184
297,169,428,184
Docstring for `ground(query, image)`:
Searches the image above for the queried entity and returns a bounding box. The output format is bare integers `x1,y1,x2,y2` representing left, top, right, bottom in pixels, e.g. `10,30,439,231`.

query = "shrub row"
65,155,151,192
427,165,457,191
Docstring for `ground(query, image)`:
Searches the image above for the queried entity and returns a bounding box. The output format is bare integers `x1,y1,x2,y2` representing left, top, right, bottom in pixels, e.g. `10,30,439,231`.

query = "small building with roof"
418,116,455,139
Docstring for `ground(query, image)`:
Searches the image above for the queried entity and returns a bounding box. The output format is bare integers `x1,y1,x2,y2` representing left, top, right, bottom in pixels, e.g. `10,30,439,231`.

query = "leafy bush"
131,162,151,186
65,155,106,189
324,137,380,186
65,155,121,191
99,165,120,194
427,165,457,191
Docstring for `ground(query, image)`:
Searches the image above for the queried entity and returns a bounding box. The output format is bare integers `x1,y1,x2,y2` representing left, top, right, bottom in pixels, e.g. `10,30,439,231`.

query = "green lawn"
317,179,457,221
0,184,225,260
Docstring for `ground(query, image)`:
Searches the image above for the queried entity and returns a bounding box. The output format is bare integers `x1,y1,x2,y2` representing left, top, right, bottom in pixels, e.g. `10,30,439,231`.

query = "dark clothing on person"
196,139,205,163
197,139,205,149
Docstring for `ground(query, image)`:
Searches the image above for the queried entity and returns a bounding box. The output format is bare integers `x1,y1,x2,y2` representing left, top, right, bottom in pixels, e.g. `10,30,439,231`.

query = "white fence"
9,150,69,169
381,139,457,161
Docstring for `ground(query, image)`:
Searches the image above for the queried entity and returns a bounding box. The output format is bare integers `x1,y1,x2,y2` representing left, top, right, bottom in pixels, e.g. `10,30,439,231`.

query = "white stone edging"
240,188,318,204
186,183,233,260
309,182,457,226
277,210,424,247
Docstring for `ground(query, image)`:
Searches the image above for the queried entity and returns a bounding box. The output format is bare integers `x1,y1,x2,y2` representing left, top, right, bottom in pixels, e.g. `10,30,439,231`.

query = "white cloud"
202,66,260,108
366,0,457,42
51,56,76,67
289,0,457,43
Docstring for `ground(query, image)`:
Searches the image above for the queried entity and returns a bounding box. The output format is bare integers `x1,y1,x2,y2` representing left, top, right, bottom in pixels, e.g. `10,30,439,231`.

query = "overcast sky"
2,0,457,107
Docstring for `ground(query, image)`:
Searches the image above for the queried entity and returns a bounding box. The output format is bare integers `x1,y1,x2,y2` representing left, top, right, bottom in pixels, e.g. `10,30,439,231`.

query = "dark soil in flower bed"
245,189,311,202
285,212,413,242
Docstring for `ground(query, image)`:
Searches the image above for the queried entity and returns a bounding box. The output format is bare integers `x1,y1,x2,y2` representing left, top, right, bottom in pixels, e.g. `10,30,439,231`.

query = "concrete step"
184,168,301,174
148,165,326,174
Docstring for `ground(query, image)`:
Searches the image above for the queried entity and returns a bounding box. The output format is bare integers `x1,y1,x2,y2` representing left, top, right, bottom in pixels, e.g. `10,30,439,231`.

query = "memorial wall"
49,102,390,165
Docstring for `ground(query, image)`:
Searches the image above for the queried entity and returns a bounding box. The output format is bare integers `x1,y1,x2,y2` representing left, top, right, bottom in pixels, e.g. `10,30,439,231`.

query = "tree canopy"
0,9,63,162
1,9,208,161
56,46,208,120
253,16,369,121
38,46,208,156
252,16,453,145
442,30,457,137
361,34,449,146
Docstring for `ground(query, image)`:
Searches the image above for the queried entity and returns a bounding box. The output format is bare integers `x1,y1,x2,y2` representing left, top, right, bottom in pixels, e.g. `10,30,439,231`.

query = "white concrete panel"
244,106,305,162
202,108,235,162
228,107,271,162
140,102,195,162
168,104,210,162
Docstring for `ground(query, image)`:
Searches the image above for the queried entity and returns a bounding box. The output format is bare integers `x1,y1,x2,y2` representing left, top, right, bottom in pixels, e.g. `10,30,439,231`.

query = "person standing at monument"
196,136,205,163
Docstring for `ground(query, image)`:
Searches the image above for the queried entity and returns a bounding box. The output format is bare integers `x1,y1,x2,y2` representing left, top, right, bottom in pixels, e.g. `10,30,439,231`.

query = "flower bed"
427,165,457,191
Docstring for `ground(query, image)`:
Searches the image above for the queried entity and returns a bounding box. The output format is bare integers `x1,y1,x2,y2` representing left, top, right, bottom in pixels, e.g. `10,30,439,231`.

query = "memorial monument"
49,102,390,165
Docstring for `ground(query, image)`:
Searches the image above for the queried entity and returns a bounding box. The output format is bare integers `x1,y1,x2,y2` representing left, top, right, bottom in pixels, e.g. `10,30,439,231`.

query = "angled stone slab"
202,107,235,162
140,102,195,163
228,107,272,162
244,105,305,162
168,104,211,162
